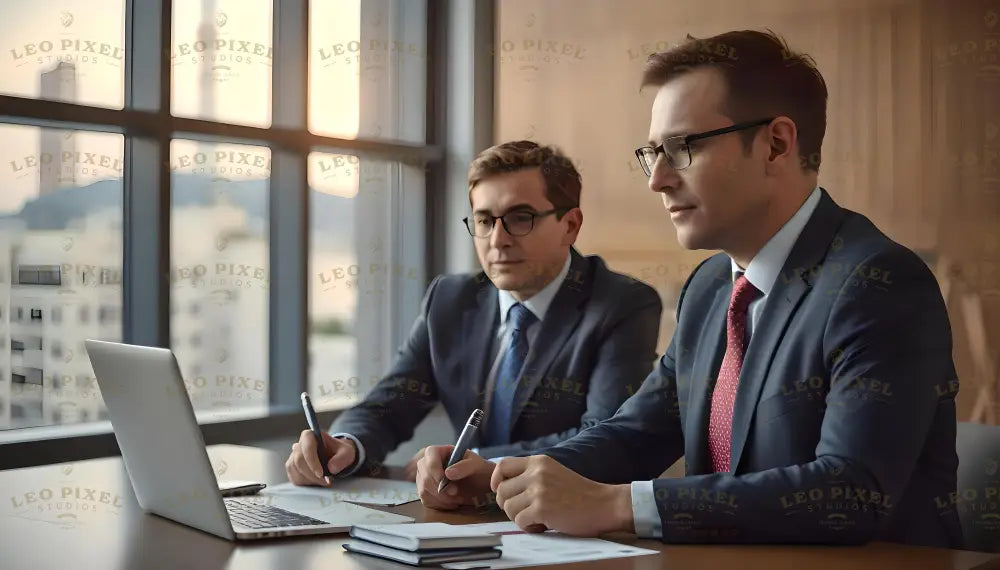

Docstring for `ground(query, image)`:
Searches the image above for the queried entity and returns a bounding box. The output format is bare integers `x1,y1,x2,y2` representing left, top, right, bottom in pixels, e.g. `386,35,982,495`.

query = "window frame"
0,0,495,468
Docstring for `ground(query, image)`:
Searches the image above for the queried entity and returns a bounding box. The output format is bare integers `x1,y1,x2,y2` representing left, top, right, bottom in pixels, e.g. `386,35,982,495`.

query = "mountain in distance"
1,174,354,242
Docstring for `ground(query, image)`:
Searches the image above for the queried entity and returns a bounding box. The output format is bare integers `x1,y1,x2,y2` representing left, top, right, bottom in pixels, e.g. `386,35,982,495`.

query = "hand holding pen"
285,393,357,487
414,409,498,511
439,409,485,492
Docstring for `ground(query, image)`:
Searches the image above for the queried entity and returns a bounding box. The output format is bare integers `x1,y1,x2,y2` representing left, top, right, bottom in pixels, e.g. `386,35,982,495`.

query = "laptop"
84,339,413,540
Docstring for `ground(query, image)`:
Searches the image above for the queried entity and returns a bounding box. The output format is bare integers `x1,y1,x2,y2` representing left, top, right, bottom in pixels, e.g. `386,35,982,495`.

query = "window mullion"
269,0,309,408
122,0,171,347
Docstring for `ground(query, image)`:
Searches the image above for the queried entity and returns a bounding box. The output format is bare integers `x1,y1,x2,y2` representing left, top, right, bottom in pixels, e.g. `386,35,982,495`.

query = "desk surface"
1,444,997,570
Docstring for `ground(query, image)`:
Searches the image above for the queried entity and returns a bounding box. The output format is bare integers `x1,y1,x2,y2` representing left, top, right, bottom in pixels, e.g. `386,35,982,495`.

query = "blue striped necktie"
485,303,537,446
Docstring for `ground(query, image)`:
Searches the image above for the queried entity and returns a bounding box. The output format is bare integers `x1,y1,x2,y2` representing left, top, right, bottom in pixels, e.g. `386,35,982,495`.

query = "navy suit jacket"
331,248,662,472
540,190,963,548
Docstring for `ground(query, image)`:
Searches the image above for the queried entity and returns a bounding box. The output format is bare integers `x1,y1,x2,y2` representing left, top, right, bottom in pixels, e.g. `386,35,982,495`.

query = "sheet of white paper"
237,489,412,525
441,522,659,569
263,479,419,506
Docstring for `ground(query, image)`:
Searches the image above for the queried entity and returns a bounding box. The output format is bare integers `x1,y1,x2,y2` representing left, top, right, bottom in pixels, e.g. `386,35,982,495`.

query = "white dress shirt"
631,186,821,538
333,252,573,475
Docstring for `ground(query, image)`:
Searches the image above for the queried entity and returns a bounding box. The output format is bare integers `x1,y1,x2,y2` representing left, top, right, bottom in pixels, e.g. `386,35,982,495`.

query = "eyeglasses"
463,208,569,238
634,117,775,176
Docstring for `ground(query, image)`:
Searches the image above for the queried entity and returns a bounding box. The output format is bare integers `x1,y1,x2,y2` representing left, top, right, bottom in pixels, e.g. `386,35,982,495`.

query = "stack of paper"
344,522,503,566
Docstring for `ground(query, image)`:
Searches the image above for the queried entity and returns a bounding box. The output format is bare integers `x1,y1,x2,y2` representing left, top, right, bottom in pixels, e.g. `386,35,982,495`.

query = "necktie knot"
729,274,759,314
507,303,537,332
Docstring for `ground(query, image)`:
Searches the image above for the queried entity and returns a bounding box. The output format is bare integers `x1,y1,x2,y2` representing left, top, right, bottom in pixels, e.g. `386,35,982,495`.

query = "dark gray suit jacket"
540,190,963,548
331,248,662,472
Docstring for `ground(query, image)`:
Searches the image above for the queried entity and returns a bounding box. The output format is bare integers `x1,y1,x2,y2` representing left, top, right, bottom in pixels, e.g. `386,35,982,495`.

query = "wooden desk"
1,445,997,570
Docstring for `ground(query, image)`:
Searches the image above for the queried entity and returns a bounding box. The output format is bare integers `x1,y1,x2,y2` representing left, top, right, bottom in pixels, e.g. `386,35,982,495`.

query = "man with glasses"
285,140,662,486
418,31,961,549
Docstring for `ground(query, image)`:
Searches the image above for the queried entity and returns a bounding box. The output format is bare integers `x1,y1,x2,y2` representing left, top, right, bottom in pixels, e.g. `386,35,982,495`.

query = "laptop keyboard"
225,498,328,529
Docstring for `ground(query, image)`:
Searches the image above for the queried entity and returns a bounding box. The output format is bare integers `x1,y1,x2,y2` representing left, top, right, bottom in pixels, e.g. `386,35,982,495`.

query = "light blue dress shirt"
631,186,821,538
333,253,573,475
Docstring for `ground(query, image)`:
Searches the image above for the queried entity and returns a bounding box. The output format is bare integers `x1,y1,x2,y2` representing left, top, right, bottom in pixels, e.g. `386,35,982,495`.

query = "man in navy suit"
416,30,962,548
285,141,662,484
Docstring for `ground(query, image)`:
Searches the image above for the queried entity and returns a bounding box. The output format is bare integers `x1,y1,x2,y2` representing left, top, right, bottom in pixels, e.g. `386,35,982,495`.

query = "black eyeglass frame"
634,117,776,176
462,207,571,238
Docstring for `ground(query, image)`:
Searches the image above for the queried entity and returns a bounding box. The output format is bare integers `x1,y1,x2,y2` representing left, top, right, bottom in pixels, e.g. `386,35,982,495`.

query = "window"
22,368,43,386
17,265,62,286
97,305,118,324
0,0,439,446
39,267,61,285
0,0,125,108
171,0,272,127
170,139,270,416
308,154,426,409
309,0,427,143
304,1,429,412
0,122,124,431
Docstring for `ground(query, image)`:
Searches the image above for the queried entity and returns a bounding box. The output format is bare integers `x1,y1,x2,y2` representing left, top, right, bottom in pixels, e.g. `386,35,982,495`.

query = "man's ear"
561,208,583,245
764,116,798,172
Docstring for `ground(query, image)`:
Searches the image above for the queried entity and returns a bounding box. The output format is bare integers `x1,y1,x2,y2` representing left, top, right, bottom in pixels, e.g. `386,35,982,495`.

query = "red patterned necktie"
707,273,759,473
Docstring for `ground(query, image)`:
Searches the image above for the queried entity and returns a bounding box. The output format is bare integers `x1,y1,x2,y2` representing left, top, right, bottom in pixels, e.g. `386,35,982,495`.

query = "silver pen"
438,409,485,493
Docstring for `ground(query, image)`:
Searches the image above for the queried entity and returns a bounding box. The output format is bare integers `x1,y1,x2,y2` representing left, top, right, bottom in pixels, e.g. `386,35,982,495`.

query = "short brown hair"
641,29,827,172
467,141,581,210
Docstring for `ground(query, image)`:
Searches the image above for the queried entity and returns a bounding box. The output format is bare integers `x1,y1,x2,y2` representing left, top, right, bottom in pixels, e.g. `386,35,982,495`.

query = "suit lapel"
685,283,730,475
729,188,847,472
463,279,499,415
509,251,589,431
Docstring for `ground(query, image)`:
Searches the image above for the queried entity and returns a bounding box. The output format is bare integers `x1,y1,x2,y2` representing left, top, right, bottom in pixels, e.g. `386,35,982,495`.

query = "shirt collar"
498,252,573,324
730,186,821,295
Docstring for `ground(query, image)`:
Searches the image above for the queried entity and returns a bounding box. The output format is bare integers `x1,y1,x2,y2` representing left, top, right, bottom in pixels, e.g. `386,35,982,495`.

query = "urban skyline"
0,50,371,430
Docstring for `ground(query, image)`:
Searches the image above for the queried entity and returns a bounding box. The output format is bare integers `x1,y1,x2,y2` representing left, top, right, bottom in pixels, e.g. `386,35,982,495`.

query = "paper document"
440,521,659,569
238,485,413,526
264,478,419,506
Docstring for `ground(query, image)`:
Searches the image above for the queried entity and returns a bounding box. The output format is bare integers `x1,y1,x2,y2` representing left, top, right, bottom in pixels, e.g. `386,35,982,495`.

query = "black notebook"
349,522,503,551
343,540,502,567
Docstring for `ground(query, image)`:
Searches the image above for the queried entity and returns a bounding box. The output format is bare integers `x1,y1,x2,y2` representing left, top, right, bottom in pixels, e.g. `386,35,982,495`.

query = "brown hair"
640,29,827,172
467,140,581,211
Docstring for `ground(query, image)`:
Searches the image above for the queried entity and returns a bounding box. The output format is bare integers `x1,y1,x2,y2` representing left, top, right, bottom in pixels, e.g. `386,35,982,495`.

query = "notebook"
349,522,503,551
343,540,502,567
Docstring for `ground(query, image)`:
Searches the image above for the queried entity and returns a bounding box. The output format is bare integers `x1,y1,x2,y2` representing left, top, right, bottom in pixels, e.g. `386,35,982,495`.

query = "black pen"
438,409,485,493
301,392,334,485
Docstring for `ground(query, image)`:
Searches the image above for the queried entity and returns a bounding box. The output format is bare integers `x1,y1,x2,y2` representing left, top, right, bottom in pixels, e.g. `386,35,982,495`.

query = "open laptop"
84,339,413,540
